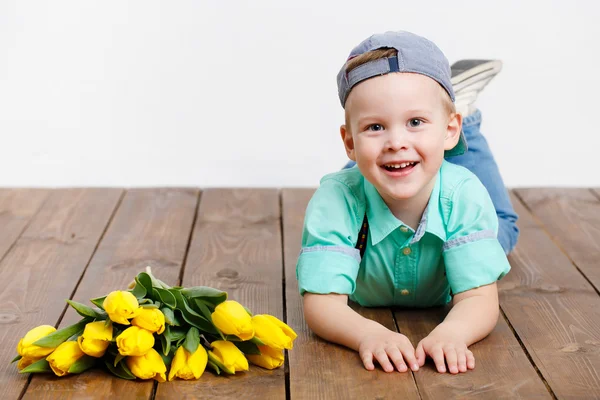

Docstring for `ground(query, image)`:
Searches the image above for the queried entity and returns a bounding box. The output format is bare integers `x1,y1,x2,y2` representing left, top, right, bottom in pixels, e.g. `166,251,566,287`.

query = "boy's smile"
340,72,461,219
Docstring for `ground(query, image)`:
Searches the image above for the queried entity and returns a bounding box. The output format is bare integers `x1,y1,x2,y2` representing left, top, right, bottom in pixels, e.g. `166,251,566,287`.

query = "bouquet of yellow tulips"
11,268,297,382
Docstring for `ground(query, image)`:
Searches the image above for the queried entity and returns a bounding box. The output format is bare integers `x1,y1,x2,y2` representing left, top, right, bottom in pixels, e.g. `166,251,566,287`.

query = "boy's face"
341,73,461,206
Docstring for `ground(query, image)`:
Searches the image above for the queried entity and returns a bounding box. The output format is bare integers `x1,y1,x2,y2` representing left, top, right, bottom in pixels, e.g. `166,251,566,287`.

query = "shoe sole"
451,60,503,87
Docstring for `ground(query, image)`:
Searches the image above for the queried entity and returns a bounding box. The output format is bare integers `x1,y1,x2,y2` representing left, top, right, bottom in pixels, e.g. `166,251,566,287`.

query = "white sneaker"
451,60,503,117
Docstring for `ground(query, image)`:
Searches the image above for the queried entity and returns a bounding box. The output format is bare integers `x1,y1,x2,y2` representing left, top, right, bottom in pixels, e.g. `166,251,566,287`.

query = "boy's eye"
408,119,422,127
367,124,384,132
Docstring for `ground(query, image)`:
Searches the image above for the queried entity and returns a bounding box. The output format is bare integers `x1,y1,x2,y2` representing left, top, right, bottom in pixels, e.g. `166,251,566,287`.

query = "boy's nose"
385,129,409,151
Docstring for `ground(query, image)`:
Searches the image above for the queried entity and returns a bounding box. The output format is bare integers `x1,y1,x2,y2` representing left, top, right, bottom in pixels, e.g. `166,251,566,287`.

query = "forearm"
436,287,499,346
303,293,387,351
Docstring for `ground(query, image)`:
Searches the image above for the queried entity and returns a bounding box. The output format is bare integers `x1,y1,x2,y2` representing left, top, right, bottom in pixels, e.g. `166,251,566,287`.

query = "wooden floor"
1,188,600,399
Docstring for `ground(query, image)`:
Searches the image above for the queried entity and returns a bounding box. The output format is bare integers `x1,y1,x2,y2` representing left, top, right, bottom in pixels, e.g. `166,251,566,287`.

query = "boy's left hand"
415,323,475,374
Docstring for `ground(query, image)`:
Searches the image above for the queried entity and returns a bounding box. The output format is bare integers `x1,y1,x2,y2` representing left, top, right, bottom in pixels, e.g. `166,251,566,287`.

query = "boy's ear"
443,112,463,151
340,125,356,161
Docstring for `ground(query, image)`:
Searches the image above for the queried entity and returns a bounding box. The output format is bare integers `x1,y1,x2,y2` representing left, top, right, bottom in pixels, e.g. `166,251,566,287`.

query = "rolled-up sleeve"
296,179,362,296
443,177,511,295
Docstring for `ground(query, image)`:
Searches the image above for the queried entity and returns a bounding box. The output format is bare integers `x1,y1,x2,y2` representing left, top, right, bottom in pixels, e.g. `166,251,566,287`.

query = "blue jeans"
343,109,519,254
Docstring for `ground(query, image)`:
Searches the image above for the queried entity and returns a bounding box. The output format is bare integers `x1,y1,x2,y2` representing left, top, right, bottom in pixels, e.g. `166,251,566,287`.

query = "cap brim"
444,129,467,158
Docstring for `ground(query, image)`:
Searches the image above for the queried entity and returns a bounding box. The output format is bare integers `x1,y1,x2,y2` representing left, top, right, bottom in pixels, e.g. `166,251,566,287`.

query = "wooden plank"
0,189,49,262
496,192,600,399
0,189,122,400
22,188,199,399
515,188,600,292
281,189,421,400
155,189,286,400
396,307,551,399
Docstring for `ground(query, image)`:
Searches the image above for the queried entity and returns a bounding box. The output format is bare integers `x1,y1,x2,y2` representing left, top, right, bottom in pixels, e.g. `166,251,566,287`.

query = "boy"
296,31,515,375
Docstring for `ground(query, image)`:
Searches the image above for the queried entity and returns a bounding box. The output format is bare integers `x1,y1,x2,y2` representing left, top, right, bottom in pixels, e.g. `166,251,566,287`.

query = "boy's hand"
358,329,419,373
415,323,475,374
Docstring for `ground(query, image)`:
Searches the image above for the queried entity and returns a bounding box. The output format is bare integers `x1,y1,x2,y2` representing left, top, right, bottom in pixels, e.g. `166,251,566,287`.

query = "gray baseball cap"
336,31,466,157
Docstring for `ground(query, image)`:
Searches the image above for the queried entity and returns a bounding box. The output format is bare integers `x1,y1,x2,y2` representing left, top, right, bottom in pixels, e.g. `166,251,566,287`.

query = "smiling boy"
297,31,511,375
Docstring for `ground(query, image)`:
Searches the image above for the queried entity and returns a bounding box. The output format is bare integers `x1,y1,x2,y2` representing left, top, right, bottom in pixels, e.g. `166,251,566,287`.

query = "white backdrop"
1,0,599,188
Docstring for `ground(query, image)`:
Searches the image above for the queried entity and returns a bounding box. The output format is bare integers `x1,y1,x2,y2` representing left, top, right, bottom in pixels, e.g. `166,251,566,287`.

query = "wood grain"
0,189,48,262
155,189,286,400
22,188,199,400
281,189,421,400
396,307,551,399
497,192,600,399
515,188,600,292
0,189,122,400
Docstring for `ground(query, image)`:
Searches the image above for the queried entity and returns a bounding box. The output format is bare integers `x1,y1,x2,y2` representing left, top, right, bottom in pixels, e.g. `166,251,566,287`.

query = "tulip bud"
247,345,285,370
168,345,208,381
103,291,141,325
252,315,297,350
116,326,155,356
46,341,85,377
211,301,254,340
126,348,167,382
208,341,248,373
17,325,57,359
77,321,113,358
131,308,165,334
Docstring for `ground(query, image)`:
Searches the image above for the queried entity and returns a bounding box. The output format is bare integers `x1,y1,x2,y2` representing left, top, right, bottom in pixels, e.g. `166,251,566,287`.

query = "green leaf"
19,358,52,374
66,300,106,319
234,341,261,355
161,307,181,326
140,303,159,309
11,354,22,363
159,348,175,367
207,360,221,375
160,328,171,356
33,319,90,348
90,296,107,310
68,355,96,374
138,298,154,305
169,327,187,342
104,359,136,380
153,288,176,309
181,286,227,305
243,306,253,317
136,273,154,297
183,327,200,354
224,335,243,342
207,351,233,374
114,353,125,367
250,336,266,346
194,299,214,322
171,290,218,334
130,281,147,299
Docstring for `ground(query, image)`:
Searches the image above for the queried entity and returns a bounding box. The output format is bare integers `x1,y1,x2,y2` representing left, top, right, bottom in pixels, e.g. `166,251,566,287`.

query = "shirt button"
400,289,410,296
400,226,409,233
402,247,412,256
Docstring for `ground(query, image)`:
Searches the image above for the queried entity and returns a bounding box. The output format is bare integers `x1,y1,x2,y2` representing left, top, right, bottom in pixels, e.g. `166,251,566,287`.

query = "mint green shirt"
296,161,511,307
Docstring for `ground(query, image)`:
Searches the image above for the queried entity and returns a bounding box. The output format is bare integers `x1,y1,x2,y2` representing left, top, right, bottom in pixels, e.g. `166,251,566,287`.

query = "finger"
444,347,458,374
456,348,467,373
431,346,446,373
385,347,407,372
360,350,375,371
373,349,394,373
466,349,475,369
399,342,419,371
415,342,426,367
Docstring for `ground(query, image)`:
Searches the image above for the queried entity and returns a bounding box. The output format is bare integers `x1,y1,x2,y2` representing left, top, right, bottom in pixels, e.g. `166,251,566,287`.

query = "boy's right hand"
358,329,419,373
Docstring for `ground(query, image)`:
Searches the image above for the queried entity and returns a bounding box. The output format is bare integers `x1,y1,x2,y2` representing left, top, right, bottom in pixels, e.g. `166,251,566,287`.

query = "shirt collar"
363,169,447,246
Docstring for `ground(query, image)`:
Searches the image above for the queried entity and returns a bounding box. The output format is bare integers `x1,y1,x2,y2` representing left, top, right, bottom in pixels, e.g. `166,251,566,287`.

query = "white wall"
1,0,599,188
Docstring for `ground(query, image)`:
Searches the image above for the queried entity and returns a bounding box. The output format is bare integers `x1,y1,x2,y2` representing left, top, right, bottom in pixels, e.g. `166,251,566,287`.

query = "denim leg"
446,109,519,254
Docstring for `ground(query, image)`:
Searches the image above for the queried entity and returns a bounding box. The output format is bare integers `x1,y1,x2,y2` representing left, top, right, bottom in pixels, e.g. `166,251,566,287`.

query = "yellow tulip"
252,315,297,350
168,345,208,381
247,345,285,370
116,326,155,356
77,321,113,357
46,341,85,377
208,340,248,373
131,308,165,334
17,356,42,371
126,348,167,382
16,325,57,358
103,291,141,324
211,301,254,340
